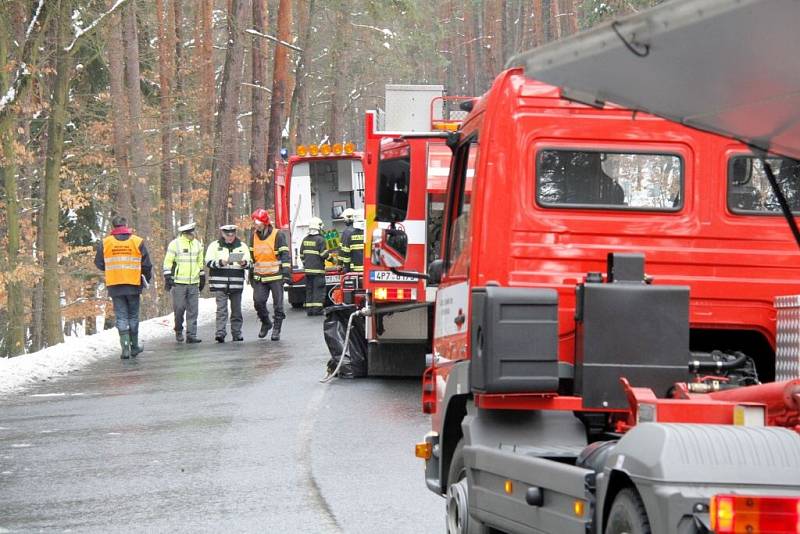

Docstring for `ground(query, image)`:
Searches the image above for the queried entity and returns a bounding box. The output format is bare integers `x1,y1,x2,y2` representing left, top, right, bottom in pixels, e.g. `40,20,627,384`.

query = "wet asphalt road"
0,306,444,533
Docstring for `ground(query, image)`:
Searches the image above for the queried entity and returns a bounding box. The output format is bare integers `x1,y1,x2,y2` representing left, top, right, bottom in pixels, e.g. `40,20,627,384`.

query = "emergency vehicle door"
433,139,478,364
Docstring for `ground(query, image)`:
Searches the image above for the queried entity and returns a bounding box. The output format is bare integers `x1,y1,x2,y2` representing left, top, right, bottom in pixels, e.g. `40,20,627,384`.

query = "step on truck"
362,85,472,376
372,1,800,532
273,144,365,309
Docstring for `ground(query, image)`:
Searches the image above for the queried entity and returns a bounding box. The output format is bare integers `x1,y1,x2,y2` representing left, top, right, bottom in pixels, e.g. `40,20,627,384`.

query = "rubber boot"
119,331,132,359
258,319,272,339
270,320,282,341
130,332,144,357
175,331,184,342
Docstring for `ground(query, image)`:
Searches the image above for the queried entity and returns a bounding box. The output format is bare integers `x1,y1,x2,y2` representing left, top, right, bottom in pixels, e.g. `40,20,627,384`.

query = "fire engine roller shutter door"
470,286,559,394
575,282,689,409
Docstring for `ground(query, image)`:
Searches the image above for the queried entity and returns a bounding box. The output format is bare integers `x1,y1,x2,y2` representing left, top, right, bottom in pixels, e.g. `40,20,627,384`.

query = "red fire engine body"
371,2,800,530
362,106,472,376
273,147,365,308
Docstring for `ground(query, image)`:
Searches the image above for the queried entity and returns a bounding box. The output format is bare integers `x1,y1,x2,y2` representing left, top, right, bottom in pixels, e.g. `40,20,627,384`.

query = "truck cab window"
537,149,682,210
728,156,800,214
376,149,411,222
445,140,479,277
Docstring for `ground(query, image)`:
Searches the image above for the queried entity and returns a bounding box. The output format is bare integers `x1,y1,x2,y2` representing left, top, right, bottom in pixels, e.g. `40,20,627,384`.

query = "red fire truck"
371,1,800,532
273,144,365,308
362,87,472,376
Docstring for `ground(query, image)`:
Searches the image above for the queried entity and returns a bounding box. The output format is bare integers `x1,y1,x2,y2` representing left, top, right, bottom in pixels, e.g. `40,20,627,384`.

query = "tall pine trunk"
199,0,215,171
106,10,133,222
42,0,74,347
250,0,269,212
205,0,250,243
173,0,191,224
289,0,313,147
264,0,292,214
0,16,25,356
157,0,175,235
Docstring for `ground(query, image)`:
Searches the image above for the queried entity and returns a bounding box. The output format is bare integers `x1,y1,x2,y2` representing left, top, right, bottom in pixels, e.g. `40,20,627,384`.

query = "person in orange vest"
94,215,153,359
250,209,291,340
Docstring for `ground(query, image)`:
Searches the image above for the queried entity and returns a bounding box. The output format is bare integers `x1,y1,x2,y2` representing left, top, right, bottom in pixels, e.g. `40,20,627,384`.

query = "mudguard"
598,423,800,534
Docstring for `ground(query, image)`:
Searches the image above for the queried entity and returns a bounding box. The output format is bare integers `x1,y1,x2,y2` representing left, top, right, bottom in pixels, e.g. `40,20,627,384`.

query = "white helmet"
353,209,365,230
341,208,356,222
309,217,324,231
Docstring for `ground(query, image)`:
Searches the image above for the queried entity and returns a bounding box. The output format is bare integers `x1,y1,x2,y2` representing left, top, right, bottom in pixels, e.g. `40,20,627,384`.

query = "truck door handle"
454,312,466,327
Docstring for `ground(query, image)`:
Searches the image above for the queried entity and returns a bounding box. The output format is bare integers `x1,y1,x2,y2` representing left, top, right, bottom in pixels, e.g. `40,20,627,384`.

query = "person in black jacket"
94,216,153,359
300,217,329,316
205,224,252,343
339,209,365,274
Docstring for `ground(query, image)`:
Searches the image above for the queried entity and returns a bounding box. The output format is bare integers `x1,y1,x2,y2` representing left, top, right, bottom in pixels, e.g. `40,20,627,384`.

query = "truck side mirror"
427,259,444,286
371,227,408,268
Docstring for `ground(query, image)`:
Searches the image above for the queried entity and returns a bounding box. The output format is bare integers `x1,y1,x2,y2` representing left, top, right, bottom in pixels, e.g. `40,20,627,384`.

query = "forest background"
0,0,663,357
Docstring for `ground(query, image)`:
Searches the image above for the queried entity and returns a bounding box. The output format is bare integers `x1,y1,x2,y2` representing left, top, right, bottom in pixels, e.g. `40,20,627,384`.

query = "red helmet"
251,208,270,225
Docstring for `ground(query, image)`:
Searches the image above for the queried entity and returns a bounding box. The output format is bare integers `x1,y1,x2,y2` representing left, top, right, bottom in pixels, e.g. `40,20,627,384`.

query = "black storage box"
470,287,559,394
575,282,689,409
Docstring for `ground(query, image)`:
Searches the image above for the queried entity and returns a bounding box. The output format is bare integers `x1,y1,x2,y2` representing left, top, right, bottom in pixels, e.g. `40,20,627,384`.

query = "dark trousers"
254,279,285,325
304,274,325,314
111,294,141,335
214,291,243,337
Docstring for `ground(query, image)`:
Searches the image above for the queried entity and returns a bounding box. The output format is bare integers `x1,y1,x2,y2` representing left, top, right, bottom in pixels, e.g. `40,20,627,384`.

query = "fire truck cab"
373,1,800,533
274,145,365,308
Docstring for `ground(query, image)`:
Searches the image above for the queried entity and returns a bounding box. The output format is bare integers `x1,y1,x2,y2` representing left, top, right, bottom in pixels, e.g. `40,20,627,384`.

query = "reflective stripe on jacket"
163,235,204,285
340,228,364,273
205,238,251,292
103,234,143,286
300,234,328,274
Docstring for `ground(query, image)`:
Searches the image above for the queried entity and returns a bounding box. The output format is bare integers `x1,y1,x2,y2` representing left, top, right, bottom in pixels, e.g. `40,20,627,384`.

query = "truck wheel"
446,441,489,534
605,488,651,534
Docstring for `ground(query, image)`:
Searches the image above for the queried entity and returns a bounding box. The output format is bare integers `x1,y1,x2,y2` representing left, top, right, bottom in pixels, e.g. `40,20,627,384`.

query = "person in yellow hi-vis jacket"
163,222,205,343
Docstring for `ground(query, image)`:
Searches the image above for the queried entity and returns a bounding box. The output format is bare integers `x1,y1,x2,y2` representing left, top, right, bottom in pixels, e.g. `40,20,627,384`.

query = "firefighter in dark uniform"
250,209,291,340
300,217,329,316
339,208,365,274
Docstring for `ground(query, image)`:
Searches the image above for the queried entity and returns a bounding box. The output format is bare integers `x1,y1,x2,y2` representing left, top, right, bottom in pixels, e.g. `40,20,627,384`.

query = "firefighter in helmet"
163,221,205,343
94,216,153,359
206,224,252,343
250,209,291,340
339,208,365,274
300,217,329,315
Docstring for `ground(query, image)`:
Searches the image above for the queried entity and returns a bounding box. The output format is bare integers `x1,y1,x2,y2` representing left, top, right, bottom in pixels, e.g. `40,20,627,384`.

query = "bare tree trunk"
205,0,251,243
199,0,215,170
250,0,269,212
0,14,25,356
157,0,175,235
106,10,133,222
42,0,73,347
464,5,477,96
122,2,151,239
533,0,545,47
173,0,191,224
291,0,313,146
566,0,580,35
265,0,292,213
328,4,345,141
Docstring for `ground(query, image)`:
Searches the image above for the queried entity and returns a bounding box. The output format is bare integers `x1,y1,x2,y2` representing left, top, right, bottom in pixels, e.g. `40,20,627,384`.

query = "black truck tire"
446,441,490,534
605,487,651,534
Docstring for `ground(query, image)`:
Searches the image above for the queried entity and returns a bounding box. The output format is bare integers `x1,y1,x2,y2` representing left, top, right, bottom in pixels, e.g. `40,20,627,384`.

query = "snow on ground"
0,289,256,396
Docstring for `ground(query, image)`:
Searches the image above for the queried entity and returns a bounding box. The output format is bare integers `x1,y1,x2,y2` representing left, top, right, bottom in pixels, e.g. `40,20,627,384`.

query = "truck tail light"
421,366,436,414
415,441,432,460
374,286,417,302
710,494,800,533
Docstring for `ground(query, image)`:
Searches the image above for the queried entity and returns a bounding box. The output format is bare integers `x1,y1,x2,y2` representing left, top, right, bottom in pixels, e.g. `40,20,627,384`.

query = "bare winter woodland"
0,0,664,357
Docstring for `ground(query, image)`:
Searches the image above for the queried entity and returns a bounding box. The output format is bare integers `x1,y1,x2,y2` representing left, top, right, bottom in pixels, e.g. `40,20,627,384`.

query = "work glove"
164,274,174,291
282,268,292,285
199,272,206,291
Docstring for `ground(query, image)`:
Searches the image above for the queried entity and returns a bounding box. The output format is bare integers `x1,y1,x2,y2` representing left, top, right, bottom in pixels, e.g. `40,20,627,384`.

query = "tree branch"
64,0,132,53
245,28,302,52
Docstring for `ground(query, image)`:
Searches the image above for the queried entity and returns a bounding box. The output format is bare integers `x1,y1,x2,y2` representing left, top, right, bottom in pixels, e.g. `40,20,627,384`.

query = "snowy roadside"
0,288,256,396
